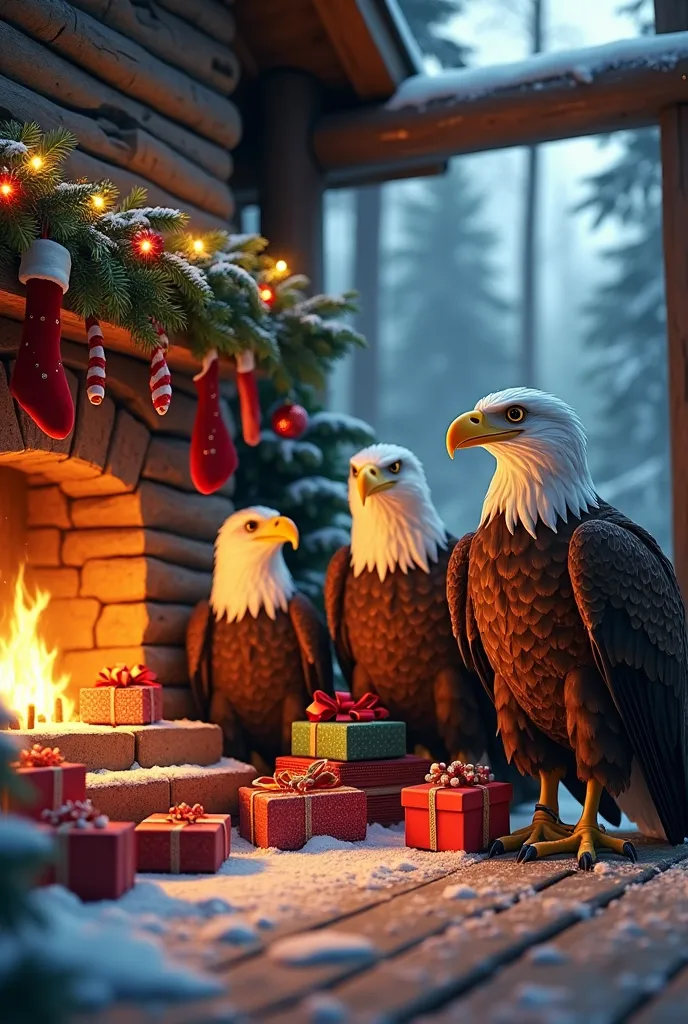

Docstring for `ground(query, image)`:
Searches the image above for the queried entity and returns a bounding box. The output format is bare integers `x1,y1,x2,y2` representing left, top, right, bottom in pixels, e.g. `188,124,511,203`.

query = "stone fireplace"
0,318,235,723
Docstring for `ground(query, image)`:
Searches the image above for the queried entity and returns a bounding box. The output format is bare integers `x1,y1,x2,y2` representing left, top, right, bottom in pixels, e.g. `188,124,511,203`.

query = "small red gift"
275,754,432,825
38,800,135,901
6,745,86,821
136,803,231,873
239,759,367,850
402,762,512,853
80,664,163,725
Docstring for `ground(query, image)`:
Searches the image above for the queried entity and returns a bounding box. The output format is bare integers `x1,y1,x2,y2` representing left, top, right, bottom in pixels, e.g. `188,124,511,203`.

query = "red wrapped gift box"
402,782,512,853
38,822,136,901
275,755,431,825
7,763,86,821
136,813,231,873
239,785,367,850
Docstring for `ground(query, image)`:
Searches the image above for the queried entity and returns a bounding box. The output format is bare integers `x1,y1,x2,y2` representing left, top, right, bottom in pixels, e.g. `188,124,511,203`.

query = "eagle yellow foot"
489,804,573,858
517,821,638,870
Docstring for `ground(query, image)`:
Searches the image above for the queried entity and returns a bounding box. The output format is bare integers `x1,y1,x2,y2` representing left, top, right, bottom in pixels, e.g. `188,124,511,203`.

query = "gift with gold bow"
5,744,86,822
292,691,406,762
239,760,367,850
80,663,163,726
136,802,231,874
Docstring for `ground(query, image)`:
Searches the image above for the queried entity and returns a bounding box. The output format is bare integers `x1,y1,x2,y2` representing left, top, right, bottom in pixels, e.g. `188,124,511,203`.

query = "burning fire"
0,565,74,728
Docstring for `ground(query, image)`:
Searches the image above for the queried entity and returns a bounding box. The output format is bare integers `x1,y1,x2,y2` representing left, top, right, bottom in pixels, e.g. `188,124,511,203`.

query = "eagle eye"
505,406,526,424
350,465,359,478
388,460,402,474
245,519,259,532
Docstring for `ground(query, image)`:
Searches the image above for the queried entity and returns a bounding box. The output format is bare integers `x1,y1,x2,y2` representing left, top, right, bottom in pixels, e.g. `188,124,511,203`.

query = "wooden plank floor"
78,837,688,1024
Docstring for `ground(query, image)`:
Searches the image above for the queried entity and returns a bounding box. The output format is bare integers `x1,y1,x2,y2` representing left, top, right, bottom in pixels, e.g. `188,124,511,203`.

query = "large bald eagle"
187,506,333,771
324,443,515,773
445,388,688,869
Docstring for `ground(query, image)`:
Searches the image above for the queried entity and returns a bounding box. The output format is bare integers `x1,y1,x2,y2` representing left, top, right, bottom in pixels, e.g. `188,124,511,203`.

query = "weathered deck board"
428,854,688,1024
630,961,688,1023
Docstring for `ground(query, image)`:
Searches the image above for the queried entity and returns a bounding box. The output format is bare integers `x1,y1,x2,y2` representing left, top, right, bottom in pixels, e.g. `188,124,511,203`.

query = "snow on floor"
387,30,688,110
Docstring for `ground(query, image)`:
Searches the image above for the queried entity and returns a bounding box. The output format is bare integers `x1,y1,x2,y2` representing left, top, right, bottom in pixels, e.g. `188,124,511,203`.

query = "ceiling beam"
313,32,688,178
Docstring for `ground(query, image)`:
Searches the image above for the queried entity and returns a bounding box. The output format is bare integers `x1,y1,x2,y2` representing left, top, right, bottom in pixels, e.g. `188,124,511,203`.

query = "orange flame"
0,566,74,728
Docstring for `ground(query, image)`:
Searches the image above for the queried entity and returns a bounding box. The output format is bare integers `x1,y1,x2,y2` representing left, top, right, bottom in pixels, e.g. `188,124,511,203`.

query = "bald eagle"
446,388,688,869
187,506,333,771
324,443,514,771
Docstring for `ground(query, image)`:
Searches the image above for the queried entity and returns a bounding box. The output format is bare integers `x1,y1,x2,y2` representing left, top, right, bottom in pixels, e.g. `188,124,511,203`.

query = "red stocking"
11,239,74,439
235,350,261,447
190,349,238,494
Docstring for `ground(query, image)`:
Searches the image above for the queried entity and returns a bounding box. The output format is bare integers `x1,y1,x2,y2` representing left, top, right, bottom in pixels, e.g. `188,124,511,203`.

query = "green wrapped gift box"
292,720,406,761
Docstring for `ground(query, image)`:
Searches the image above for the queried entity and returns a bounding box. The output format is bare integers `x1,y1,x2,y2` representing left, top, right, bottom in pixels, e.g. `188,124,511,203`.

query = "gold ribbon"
427,784,490,852
52,767,63,810
109,687,116,727
309,723,318,757
55,822,72,885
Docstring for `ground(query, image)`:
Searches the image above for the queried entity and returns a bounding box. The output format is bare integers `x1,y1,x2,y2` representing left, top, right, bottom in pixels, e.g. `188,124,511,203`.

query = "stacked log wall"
0,0,240,231
0,322,235,720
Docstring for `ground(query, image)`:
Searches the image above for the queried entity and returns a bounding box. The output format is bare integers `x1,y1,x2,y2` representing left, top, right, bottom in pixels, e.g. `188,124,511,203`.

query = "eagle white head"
210,506,298,622
446,387,598,538
348,443,448,581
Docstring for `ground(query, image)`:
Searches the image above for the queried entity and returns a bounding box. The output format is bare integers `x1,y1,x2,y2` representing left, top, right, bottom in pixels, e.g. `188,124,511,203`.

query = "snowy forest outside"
324,0,670,553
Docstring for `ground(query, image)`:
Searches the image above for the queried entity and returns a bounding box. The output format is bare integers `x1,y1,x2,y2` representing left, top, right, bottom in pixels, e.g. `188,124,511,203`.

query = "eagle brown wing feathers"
324,545,355,685
448,531,622,826
570,510,688,844
288,592,334,697
187,600,212,719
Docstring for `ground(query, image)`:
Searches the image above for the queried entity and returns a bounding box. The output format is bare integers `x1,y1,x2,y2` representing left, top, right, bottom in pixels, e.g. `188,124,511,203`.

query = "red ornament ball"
271,403,309,439
259,283,275,308
133,229,165,260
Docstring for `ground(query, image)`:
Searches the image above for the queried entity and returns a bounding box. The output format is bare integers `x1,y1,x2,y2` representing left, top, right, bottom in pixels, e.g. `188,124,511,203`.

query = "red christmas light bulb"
133,230,164,260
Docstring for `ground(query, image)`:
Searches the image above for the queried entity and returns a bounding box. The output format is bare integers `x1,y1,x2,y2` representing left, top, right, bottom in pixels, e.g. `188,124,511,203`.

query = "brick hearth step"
86,758,258,823
12,719,223,771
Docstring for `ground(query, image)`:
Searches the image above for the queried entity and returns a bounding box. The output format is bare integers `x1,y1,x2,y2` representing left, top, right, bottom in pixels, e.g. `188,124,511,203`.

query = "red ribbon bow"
252,758,339,793
16,744,64,768
306,690,389,723
167,802,206,824
96,663,160,688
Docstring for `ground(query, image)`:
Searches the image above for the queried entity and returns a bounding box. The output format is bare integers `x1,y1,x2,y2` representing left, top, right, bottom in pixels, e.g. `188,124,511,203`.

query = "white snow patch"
198,915,257,945
388,32,688,110
303,993,349,1023
87,757,254,785
269,930,377,966
443,883,478,901
308,410,375,437
286,476,348,504
514,983,572,1008
527,944,569,965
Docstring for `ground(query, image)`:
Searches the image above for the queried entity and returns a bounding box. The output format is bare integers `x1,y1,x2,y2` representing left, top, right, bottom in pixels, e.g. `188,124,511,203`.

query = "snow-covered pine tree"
381,158,512,535
578,2,669,549
0,703,74,1023
232,380,375,605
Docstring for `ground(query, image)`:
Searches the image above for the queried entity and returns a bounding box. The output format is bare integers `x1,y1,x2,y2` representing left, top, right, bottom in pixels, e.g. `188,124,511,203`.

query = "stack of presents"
5,672,512,902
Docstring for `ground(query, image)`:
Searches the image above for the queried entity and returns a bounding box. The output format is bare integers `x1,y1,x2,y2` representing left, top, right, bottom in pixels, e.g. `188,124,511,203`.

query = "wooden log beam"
65,149,230,232
0,0,241,148
655,3,688,600
69,0,240,97
0,23,233,181
0,68,234,220
155,0,236,47
259,71,324,292
313,32,688,178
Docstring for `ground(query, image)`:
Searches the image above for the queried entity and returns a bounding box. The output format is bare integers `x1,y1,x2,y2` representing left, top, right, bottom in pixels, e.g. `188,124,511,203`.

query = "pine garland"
0,122,365,386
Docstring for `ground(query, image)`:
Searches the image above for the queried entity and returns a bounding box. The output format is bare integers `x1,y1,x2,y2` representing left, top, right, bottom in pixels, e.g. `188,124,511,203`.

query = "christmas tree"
0,704,74,1023
232,382,375,605
381,158,513,535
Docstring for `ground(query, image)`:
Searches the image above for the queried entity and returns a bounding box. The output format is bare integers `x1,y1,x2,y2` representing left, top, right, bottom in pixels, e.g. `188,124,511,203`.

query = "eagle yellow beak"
255,515,299,549
446,410,523,459
357,464,397,506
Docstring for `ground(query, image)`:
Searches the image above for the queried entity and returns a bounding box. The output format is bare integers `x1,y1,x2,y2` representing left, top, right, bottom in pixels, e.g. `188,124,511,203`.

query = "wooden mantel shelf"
0,272,235,380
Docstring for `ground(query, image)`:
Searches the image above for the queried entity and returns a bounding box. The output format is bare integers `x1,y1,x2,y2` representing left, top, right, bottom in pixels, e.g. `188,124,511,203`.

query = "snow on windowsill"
387,30,688,111
87,757,254,786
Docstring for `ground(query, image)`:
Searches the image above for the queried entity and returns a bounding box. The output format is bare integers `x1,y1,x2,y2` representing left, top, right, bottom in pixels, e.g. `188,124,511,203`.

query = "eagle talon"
623,841,638,863
578,852,594,872
519,844,538,863
489,840,505,858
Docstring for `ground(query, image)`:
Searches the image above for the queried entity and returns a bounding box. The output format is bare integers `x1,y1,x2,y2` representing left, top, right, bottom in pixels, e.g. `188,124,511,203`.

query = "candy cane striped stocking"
150,321,172,416
85,316,106,405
